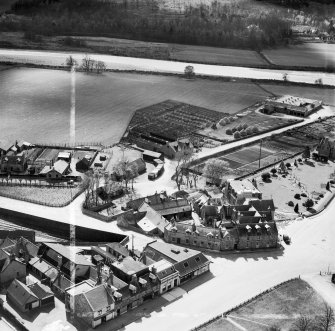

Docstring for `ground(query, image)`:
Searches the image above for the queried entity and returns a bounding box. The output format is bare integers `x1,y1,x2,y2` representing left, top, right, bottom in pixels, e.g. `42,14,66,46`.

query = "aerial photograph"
0,0,335,330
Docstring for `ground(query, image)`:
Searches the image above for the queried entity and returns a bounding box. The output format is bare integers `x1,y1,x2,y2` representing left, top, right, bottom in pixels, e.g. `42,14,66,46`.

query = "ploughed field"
0,67,270,145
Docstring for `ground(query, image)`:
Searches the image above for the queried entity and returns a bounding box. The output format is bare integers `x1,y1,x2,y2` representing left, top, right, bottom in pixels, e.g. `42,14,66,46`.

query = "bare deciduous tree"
95,60,107,74
316,304,335,331
203,159,229,186
290,315,313,331
173,148,193,190
81,54,95,73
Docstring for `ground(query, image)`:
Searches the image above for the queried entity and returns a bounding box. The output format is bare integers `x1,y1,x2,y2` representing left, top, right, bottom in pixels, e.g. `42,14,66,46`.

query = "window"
107,306,111,311
162,286,166,292
17,272,20,277
185,239,189,244
172,237,176,242
208,242,211,247
98,310,102,316
193,240,197,245
183,262,189,268
200,242,204,246
195,257,200,263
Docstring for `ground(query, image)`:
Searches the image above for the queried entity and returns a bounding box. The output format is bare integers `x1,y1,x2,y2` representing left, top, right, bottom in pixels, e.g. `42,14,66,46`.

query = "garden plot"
0,186,82,206
253,156,335,217
198,108,298,142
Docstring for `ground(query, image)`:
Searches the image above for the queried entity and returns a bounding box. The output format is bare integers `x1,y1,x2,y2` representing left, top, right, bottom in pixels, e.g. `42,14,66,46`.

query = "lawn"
0,67,270,145
199,279,326,331
253,155,335,217
0,186,82,206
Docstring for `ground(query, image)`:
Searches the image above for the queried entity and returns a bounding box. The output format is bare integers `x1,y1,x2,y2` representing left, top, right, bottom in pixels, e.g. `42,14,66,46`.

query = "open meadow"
0,67,270,145
262,43,335,69
199,279,326,331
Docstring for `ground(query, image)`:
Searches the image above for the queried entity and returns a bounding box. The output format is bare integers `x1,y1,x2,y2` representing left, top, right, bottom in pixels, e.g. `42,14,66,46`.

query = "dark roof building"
143,241,210,282
110,257,149,283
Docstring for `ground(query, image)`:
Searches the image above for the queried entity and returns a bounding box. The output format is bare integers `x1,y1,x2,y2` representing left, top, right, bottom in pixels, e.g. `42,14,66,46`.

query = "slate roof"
200,205,219,218
138,203,168,233
105,243,129,258
82,284,114,311
52,274,74,292
149,259,178,280
144,241,210,278
0,238,15,249
137,218,157,233
29,257,54,274
7,279,38,306
28,282,54,300
237,222,278,237
126,192,169,211
248,199,275,212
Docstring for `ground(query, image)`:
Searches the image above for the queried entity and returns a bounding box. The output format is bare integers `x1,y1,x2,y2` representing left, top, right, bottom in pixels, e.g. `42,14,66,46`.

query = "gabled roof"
149,259,178,280
43,243,93,266
237,222,278,237
82,284,114,312
137,217,157,233
28,282,54,300
105,242,129,258
248,199,275,212
0,140,13,152
138,203,168,233
53,274,74,291
0,238,15,249
7,279,38,306
126,192,169,211
29,257,54,274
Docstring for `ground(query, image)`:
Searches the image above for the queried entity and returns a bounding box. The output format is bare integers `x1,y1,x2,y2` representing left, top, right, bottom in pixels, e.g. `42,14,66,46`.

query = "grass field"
170,44,267,66
200,279,326,331
0,67,270,145
262,43,335,69
260,83,335,106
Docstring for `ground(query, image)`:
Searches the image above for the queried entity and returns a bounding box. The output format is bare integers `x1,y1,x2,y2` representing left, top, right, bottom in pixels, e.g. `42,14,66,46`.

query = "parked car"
283,235,291,245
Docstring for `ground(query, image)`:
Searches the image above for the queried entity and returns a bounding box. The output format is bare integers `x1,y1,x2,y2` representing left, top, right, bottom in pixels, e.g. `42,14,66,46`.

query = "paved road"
121,197,335,331
1,49,335,86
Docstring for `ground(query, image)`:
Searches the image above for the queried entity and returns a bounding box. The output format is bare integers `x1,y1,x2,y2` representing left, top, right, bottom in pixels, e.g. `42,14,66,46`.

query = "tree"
184,65,195,79
65,55,78,68
203,159,229,186
267,325,282,331
302,146,311,159
81,54,95,73
326,182,330,191
226,128,233,135
234,131,241,139
261,172,271,182
294,203,299,213
290,315,313,331
252,126,259,133
174,149,193,190
305,198,314,208
271,168,277,175
240,130,247,137
95,60,107,74
316,304,335,331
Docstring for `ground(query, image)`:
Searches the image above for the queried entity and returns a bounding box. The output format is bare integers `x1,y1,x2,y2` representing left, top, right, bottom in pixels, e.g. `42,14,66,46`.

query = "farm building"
0,153,27,173
6,279,54,312
316,137,335,162
148,163,164,180
142,150,164,163
39,160,70,179
57,151,72,162
263,95,322,118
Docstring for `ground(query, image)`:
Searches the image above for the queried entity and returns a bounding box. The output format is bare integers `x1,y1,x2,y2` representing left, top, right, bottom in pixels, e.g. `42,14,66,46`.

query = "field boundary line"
189,277,300,331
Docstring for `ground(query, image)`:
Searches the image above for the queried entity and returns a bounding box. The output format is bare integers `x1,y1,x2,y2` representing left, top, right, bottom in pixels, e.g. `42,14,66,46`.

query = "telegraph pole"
258,139,263,169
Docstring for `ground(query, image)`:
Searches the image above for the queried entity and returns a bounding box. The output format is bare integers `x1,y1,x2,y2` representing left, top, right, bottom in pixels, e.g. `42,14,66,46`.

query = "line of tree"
66,55,106,74
3,0,293,50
